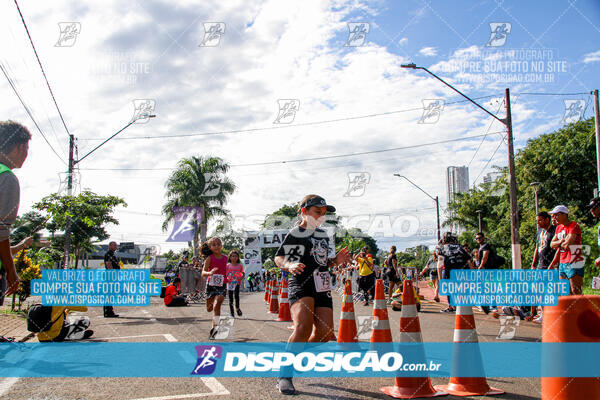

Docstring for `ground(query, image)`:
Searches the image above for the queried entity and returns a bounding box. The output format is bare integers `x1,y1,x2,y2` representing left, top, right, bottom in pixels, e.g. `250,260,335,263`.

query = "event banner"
166,206,204,242
438,269,571,306
2,342,600,378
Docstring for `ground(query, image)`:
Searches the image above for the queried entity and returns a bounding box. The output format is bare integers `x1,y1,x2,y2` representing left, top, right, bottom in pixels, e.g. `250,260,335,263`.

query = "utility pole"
594,89,600,197
63,134,74,269
476,210,482,232
505,88,521,269
61,114,156,269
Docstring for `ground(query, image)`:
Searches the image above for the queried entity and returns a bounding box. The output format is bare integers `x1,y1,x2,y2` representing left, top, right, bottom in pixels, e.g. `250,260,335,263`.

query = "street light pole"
394,174,441,242
401,63,521,269
476,210,482,232
62,114,156,268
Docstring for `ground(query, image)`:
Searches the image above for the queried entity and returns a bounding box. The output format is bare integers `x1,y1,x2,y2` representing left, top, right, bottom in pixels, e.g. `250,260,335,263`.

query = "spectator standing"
0,121,31,303
103,241,120,318
355,247,375,306
437,232,472,313
550,205,584,295
476,232,497,269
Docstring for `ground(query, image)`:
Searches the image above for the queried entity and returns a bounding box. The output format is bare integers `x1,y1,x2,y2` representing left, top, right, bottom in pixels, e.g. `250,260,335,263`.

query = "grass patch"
582,287,600,296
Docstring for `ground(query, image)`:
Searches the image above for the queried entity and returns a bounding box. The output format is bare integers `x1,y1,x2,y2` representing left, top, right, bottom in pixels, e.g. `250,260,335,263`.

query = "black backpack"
27,305,62,333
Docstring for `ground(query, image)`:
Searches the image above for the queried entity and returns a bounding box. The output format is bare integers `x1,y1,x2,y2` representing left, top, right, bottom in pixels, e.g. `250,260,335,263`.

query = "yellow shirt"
37,306,88,342
357,256,374,276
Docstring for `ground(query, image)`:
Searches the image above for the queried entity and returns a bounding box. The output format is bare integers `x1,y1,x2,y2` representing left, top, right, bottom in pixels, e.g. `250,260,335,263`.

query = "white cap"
549,205,569,214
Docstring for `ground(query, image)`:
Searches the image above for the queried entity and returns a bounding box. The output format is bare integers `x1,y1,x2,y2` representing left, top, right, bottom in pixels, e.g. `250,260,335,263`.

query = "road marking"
163,334,176,342
0,377,19,397
127,334,230,400
89,334,175,341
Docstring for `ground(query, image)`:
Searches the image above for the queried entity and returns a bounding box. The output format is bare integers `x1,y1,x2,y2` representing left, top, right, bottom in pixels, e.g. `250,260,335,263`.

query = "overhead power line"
79,130,506,171
13,0,72,138
77,95,500,141
1,63,66,164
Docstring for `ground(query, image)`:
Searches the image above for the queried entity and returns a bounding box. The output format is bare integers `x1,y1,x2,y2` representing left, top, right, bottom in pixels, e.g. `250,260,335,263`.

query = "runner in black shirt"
274,194,350,395
103,241,120,318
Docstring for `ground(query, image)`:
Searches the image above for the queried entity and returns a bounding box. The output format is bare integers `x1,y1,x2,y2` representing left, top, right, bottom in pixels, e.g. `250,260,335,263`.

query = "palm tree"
162,156,236,255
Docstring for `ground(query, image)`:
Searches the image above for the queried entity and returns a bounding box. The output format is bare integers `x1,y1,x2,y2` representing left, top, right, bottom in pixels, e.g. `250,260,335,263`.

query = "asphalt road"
0,288,542,400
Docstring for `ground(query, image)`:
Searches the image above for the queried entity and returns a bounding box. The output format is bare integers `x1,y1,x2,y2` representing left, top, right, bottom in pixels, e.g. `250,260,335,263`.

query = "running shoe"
209,327,217,340
533,315,543,324
277,377,296,395
83,330,94,339
440,308,455,313
237,308,243,317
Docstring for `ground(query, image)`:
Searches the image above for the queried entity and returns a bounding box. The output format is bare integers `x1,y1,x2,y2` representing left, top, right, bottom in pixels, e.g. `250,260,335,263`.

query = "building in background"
446,166,469,205
446,166,469,235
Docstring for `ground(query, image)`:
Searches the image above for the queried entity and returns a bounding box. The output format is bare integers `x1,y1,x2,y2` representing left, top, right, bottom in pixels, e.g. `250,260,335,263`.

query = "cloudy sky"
2,0,600,254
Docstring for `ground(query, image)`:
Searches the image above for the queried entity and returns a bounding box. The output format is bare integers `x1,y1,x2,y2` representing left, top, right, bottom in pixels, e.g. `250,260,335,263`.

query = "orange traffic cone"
337,280,358,342
371,279,393,343
264,279,271,303
381,279,447,398
276,279,292,321
541,295,600,400
268,279,279,314
434,306,504,396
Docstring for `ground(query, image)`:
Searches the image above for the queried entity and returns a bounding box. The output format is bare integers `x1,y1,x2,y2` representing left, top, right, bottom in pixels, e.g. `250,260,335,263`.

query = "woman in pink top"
201,237,228,339
226,250,245,317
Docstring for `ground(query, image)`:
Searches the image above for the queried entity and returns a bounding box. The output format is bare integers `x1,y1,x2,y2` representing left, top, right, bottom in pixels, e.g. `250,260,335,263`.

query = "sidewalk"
0,312,34,342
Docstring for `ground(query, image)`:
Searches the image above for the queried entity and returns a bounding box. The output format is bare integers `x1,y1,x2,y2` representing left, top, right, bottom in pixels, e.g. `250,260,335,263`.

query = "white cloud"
583,50,600,63
398,37,408,46
418,46,437,56
0,0,547,253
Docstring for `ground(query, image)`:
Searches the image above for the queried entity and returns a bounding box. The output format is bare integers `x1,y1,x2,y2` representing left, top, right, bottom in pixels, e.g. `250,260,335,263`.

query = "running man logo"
199,22,226,47
344,172,371,197
131,99,156,123
274,99,300,124
283,245,305,263
419,99,444,124
55,22,81,47
200,173,221,197
486,22,511,47
345,23,370,47
191,345,223,375
357,316,377,340
562,100,586,124
497,316,519,340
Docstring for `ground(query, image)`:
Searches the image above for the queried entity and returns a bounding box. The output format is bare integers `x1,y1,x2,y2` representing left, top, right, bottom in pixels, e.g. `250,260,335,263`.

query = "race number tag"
313,270,332,292
209,274,224,286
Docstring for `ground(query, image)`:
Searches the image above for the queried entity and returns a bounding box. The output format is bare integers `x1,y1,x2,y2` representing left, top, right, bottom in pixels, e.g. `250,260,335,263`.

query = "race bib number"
313,270,332,292
209,274,224,286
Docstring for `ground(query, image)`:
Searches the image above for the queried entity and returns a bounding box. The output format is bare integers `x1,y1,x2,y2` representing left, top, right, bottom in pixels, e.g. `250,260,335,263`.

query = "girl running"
201,237,227,339
274,194,350,395
226,250,245,317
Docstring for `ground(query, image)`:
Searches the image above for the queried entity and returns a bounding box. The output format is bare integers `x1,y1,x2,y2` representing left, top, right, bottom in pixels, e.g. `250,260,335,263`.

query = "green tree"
34,191,126,268
446,118,598,280
162,156,236,255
